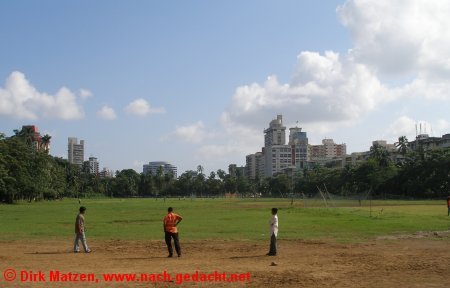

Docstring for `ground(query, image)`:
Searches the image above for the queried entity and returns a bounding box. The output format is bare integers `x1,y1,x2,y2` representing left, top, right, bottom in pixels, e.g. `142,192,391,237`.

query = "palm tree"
216,169,226,181
41,134,51,153
196,165,205,197
395,136,409,155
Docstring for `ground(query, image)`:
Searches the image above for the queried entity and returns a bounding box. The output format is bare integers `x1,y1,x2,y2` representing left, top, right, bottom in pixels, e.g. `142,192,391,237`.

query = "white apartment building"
88,156,99,175
68,137,84,167
246,115,353,177
245,151,265,179
262,115,310,177
143,161,177,178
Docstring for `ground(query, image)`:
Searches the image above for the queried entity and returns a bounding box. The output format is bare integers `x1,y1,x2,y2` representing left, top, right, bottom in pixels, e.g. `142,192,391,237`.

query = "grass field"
1,198,449,242
1,198,450,287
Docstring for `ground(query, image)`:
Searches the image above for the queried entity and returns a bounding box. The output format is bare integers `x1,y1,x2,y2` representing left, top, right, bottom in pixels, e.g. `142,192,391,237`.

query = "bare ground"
1,234,450,287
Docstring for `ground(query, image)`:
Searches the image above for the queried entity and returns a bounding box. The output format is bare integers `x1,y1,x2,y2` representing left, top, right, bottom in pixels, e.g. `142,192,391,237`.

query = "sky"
1,0,449,175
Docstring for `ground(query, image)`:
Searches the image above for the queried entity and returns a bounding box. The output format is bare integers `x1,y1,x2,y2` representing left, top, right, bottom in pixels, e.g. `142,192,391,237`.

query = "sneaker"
167,255,173,258
85,250,91,253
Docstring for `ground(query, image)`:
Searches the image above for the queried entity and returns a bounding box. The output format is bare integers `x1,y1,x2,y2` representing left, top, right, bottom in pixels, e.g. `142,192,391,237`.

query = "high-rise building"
309,139,346,164
263,115,309,177
289,127,309,169
88,157,99,175
68,137,84,167
143,161,177,178
245,151,265,179
248,115,356,177
264,115,286,147
264,115,287,177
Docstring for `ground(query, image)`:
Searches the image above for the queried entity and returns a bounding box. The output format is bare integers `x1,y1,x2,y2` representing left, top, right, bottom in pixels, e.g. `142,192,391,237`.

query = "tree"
176,171,195,196
216,169,226,181
395,136,409,155
370,143,391,167
111,169,140,197
40,134,51,153
194,165,205,197
268,174,291,197
205,171,223,196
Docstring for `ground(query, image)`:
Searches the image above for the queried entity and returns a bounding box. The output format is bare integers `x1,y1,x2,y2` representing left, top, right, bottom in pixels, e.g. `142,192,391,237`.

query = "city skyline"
1,1,450,175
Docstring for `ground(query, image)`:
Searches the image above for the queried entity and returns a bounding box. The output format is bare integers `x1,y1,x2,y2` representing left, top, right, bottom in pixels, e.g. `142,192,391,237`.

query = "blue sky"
1,0,449,175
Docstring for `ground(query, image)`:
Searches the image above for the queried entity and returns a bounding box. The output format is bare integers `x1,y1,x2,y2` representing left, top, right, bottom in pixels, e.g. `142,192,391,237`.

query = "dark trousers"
269,233,277,255
165,232,181,256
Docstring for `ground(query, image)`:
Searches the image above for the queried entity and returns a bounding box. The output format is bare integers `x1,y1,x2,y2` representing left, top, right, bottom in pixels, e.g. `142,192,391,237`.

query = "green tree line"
1,128,449,203
295,142,450,199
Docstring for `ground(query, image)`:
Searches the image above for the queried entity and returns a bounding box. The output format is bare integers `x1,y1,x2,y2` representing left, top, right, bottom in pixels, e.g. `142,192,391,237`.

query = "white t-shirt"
269,214,278,237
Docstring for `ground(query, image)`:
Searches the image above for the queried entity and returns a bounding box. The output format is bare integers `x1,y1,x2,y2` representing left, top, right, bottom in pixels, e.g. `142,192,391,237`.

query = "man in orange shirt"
163,207,183,257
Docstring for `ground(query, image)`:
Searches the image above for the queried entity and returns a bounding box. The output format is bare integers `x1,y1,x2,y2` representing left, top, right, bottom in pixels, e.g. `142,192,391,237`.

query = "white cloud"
217,0,450,157
174,121,207,143
79,89,93,100
436,119,450,134
124,98,165,117
338,0,450,77
385,116,450,144
97,105,117,120
337,0,450,100
386,116,417,142
223,50,389,131
0,71,84,120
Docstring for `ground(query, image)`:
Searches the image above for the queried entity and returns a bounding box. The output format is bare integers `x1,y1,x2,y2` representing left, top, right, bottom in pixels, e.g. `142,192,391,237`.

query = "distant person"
447,196,450,216
163,207,183,257
74,206,91,253
266,208,278,256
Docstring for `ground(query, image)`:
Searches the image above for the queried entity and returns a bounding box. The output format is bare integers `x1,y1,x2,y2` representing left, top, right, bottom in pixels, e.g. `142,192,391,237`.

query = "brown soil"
1,235,450,287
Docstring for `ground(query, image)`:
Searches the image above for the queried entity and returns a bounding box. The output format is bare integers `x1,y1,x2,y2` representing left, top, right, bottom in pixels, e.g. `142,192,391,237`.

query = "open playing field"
1,198,450,287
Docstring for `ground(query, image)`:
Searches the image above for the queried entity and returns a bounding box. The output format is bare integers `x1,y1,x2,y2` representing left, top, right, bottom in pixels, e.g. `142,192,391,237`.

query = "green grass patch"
0,198,448,242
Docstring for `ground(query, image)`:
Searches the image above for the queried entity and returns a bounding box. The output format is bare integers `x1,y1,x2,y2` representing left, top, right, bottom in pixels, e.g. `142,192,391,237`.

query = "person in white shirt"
266,208,278,256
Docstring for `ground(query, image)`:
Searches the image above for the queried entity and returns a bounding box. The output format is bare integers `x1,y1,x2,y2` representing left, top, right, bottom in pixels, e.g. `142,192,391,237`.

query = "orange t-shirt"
163,212,182,233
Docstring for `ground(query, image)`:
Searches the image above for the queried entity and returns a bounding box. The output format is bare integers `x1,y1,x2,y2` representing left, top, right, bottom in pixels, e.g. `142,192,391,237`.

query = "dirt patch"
1,236,450,287
377,230,450,240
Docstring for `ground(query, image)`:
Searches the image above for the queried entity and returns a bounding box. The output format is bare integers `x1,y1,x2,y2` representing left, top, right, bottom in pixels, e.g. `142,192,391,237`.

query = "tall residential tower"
68,137,84,167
